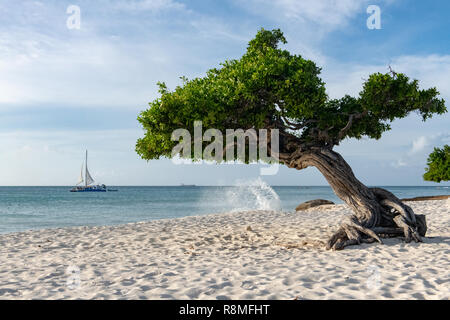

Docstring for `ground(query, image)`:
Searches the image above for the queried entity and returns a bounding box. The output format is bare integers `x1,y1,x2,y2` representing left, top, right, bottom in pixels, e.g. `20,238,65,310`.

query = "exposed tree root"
288,148,428,251
326,187,427,250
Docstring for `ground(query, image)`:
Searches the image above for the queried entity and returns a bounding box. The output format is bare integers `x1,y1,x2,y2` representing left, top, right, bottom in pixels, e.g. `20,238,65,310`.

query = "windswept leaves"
137,28,447,161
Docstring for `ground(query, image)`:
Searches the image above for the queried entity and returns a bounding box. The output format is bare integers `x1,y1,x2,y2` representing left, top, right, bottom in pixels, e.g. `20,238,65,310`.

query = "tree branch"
338,111,368,140
280,116,317,131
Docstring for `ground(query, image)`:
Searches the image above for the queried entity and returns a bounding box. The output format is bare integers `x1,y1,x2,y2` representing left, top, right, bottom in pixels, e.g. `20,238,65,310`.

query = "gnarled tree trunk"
286,148,427,250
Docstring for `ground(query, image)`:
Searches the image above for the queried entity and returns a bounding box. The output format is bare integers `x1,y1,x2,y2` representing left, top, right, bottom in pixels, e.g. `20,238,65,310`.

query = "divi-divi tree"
137,29,447,250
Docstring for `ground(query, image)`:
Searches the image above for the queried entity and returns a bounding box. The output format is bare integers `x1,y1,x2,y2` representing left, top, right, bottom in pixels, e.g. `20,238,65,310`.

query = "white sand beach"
0,199,448,300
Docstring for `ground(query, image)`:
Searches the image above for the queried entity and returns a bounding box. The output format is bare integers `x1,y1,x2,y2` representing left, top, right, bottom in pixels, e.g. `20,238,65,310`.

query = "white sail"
71,150,106,192
85,166,95,185
77,164,84,185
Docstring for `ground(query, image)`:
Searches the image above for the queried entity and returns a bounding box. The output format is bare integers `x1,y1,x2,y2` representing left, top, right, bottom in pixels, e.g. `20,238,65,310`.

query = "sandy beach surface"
0,199,448,300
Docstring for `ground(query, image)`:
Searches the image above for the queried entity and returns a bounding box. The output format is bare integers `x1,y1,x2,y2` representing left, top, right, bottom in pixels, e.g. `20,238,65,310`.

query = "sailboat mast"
85,150,88,187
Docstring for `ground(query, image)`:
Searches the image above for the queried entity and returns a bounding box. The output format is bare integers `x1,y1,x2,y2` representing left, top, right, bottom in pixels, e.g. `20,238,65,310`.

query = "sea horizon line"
0,185,448,188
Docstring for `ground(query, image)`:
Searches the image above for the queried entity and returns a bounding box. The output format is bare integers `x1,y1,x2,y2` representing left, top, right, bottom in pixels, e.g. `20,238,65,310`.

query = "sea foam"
225,177,282,212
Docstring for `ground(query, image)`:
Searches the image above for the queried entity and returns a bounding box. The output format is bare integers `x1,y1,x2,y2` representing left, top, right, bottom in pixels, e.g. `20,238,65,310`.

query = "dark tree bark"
285,148,427,250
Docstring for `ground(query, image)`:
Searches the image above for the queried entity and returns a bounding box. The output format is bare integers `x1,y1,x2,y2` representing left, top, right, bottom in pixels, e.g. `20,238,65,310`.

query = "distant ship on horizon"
180,183,196,187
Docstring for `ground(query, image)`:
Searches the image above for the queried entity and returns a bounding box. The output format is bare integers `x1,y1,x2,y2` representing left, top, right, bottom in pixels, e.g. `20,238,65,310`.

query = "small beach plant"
137,28,447,250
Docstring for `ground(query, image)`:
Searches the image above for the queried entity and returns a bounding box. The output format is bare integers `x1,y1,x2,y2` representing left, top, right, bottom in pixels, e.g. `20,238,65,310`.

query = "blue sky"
0,0,449,186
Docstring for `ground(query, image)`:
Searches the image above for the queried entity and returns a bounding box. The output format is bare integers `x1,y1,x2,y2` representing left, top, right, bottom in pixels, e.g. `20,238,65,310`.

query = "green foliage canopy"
423,145,450,182
136,28,446,162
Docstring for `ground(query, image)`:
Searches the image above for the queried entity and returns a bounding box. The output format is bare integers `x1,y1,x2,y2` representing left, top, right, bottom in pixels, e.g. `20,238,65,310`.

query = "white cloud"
112,0,185,12
0,28,192,108
410,136,428,154
389,133,449,169
188,16,251,42
392,159,407,168
234,0,372,30
0,1,253,109
0,0,207,109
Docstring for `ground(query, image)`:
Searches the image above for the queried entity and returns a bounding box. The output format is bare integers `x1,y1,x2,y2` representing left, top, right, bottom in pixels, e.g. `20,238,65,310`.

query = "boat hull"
70,189,106,192
70,185,107,192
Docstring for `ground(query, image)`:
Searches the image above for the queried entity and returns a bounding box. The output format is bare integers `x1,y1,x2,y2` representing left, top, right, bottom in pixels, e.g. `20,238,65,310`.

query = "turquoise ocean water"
0,183,448,234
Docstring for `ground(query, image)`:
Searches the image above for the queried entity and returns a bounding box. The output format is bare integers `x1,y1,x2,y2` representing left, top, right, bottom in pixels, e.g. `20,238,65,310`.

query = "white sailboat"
70,150,107,192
